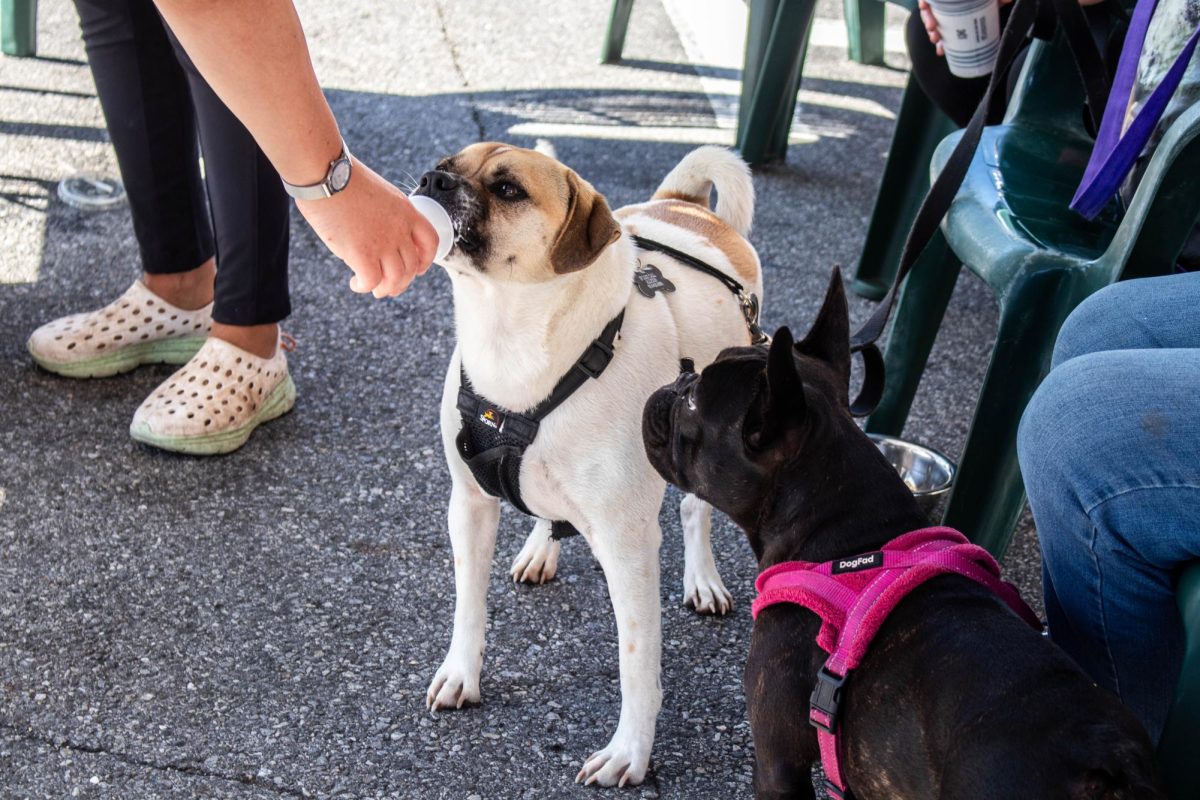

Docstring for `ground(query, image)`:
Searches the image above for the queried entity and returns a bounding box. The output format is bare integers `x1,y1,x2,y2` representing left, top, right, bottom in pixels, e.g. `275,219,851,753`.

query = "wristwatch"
281,139,352,200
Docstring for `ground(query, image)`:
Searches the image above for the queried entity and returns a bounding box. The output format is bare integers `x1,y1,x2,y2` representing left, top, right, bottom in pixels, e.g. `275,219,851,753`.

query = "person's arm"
154,0,436,297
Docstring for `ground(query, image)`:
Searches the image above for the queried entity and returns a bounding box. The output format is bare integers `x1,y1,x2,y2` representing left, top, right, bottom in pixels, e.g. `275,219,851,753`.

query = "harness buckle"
577,339,615,379
809,665,846,734
499,413,539,445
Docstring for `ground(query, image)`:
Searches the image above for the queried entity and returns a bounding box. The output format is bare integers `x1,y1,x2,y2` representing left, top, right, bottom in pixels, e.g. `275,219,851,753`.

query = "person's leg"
29,0,217,379
167,29,291,359
905,9,989,127
125,22,294,454
1018,273,1200,743
72,0,214,308
1051,271,1200,367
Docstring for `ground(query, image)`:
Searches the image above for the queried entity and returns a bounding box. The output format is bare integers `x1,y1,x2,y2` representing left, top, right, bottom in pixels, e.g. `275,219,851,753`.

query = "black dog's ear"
744,327,806,453
794,267,851,405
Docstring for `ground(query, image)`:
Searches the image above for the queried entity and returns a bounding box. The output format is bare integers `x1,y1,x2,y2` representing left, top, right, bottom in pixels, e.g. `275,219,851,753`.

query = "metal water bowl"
868,434,956,516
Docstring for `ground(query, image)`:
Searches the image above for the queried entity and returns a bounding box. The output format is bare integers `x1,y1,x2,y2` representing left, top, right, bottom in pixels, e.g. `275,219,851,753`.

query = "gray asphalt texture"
0,1,1045,798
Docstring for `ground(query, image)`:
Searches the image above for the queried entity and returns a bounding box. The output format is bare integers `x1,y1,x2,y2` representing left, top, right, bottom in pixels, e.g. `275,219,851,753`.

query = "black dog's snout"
417,170,461,197
679,358,696,375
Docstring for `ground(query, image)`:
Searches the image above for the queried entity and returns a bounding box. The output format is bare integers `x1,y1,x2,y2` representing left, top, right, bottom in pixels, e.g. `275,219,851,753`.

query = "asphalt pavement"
0,1,1044,797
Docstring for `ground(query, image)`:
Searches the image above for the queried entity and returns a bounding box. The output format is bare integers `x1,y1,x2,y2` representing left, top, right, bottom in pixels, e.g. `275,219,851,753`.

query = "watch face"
330,159,352,193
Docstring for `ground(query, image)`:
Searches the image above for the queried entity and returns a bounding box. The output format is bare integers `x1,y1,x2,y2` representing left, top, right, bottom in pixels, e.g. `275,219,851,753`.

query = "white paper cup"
928,0,1001,79
408,194,455,263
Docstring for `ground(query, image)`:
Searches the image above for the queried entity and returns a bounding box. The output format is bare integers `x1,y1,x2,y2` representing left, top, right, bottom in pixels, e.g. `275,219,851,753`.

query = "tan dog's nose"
417,170,461,198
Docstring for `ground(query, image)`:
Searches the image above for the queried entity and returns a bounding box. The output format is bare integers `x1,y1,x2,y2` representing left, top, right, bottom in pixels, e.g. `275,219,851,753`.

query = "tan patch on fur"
652,189,708,206
617,200,759,284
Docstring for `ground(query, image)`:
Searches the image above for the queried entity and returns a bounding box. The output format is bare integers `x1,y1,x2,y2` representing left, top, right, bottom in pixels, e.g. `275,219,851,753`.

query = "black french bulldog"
642,269,1163,800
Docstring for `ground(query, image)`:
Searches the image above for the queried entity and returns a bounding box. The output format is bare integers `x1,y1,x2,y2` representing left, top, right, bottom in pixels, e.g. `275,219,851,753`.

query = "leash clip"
809,665,846,734
738,290,770,345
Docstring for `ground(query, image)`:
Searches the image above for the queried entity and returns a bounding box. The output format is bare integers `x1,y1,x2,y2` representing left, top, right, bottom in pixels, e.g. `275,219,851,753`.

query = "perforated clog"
28,281,211,378
129,336,295,455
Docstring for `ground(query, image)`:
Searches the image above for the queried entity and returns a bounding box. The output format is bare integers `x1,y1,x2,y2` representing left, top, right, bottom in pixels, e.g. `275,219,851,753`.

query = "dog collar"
752,527,1042,800
631,235,768,345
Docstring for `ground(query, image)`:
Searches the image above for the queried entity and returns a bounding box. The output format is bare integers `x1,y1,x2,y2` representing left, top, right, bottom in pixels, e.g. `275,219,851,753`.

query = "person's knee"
1018,356,1101,498
1052,277,1180,367
1052,287,1119,368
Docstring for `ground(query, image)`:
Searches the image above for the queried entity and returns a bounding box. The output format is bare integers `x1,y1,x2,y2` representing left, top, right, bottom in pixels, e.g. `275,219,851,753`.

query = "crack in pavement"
431,0,488,142
0,720,309,798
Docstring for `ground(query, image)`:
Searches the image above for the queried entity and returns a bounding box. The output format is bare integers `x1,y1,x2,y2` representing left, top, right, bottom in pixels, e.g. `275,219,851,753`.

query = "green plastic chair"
1,0,36,57
1160,562,1200,800
600,0,819,166
851,72,957,299
864,32,1200,558
837,0,962,301
844,0,889,65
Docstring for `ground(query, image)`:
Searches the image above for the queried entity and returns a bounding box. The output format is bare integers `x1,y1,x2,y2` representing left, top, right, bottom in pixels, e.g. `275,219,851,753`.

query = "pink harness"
751,527,1042,800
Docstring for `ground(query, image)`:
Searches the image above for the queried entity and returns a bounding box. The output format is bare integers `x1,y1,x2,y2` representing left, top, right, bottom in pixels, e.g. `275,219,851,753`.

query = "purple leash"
1071,0,1200,219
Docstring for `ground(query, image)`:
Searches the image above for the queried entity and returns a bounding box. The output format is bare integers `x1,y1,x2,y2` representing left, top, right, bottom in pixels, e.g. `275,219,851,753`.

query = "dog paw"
575,737,650,787
683,569,733,615
426,658,481,711
511,523,561,584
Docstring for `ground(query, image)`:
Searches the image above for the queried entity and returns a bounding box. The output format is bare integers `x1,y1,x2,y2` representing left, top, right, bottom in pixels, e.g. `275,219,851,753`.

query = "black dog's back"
829,575,1164,800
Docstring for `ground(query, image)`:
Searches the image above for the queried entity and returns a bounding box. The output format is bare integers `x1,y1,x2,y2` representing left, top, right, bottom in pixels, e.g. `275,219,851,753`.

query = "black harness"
455,236,764,539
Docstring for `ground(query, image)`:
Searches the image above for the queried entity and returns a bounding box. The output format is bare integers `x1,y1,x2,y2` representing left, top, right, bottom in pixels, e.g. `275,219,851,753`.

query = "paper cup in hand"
408,194,456,263
929,0,1001,78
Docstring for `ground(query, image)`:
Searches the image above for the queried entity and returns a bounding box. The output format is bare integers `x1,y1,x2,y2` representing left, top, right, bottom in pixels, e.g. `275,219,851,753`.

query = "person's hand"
920,0,1013,57
918,0,945,56
296,158,439,298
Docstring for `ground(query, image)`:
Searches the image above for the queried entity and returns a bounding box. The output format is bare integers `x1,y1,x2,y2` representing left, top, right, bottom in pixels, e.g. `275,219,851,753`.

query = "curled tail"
652,146,755,237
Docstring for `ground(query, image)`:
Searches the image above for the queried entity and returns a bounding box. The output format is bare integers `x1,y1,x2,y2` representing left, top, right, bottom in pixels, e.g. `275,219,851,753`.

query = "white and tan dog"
417,143,762,787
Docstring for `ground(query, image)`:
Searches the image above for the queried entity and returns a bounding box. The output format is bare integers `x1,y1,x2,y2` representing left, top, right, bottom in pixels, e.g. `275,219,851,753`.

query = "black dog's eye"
491,181,527,201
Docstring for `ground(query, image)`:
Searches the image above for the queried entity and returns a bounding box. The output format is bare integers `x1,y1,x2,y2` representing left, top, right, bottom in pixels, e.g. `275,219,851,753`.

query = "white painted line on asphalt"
809,18,908,55
659,0,907,131
506,1,902,147
507,122,821,145
660,0,747,129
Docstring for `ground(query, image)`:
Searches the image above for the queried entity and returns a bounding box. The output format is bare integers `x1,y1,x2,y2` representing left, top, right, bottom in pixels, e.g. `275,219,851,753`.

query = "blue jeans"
1017,271,1200,744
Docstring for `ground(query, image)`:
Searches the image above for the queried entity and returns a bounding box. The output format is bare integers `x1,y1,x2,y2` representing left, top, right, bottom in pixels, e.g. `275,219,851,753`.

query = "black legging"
74,0,290,326
905,4,1023,127
905,3,1118,129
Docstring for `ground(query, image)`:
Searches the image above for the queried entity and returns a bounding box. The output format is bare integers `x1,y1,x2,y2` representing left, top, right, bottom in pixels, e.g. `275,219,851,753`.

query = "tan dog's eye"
491,181,527,201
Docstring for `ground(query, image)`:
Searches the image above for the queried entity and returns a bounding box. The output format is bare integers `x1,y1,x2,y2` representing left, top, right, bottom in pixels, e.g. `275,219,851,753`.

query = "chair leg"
852,75,958,300
1160,563,1200,800
942,268,1088,559
2,0,37,58
843,0,886,66
736,0,818,166
864,229,961,437
600,0,635,64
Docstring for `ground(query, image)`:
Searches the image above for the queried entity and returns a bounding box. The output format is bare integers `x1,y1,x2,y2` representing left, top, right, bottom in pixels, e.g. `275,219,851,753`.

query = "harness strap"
752,527,1042,798
457,309,625,535
630,234,769,345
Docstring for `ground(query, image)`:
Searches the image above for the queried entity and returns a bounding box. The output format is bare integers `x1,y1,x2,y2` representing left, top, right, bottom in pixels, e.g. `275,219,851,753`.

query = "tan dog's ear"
550,172,621,274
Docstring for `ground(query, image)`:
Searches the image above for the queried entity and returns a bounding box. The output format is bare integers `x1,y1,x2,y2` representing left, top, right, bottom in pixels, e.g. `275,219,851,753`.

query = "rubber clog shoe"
129,337,295,456
28,281,211,378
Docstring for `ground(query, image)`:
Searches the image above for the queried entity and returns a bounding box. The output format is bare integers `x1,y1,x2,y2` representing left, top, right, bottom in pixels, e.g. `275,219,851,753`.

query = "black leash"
631,234,770,345
846,0,1110,418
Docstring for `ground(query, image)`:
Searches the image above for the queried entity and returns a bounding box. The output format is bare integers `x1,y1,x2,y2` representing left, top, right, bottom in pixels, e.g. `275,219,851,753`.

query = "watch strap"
282,138,351,200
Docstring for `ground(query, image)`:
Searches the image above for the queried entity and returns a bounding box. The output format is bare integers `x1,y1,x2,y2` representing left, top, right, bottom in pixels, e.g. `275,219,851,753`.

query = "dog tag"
634,263,676,298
